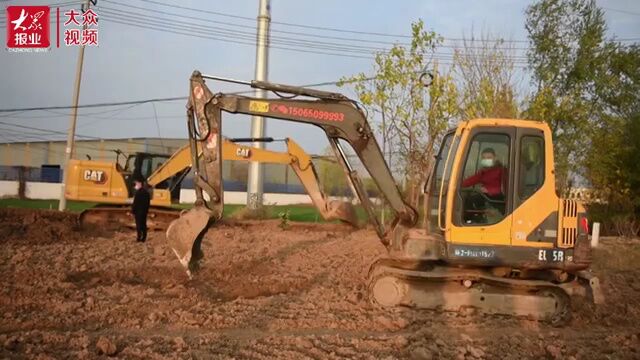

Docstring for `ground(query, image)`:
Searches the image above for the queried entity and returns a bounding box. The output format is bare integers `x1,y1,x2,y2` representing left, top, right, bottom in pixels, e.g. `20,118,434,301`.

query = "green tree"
584,44,640,236
524,0,608,190
339,20,458,208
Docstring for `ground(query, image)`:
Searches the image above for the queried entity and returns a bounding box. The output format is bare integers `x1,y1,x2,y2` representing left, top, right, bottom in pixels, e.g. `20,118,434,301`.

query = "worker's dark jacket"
132,187,151,219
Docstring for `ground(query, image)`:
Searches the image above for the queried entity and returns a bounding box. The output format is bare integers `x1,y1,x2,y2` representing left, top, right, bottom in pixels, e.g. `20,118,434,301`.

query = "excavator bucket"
166,207,212,278
327,199,358,226
165,71,224,278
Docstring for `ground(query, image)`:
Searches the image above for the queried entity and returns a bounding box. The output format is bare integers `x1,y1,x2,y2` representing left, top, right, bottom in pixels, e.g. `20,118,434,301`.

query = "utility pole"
58,0,92,211
246,0,271,210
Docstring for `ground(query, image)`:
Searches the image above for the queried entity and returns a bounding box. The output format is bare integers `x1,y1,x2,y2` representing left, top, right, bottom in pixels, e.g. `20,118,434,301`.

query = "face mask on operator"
480,158,495,168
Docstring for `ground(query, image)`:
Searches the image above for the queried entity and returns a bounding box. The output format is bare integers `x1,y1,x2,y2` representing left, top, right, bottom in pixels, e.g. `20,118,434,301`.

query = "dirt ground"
1,208,639,359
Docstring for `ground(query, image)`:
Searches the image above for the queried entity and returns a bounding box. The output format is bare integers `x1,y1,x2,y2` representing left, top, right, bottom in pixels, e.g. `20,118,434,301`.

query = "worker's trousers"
135,213,148,242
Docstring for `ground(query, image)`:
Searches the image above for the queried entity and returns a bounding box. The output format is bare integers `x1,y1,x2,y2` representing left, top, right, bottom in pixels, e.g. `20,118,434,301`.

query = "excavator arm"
167,71,417,275
223,138,358,226
146,142,201,188
146,137,357,226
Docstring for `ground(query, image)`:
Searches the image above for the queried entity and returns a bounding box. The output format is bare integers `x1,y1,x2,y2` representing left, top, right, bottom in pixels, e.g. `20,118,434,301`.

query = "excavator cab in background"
65,150,186,207
167,70,603,325
122,152,186,202
65,149,190,229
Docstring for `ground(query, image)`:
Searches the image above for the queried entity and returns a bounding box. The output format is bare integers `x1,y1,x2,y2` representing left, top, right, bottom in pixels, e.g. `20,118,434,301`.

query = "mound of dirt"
0,209,639,359
0,208,85,245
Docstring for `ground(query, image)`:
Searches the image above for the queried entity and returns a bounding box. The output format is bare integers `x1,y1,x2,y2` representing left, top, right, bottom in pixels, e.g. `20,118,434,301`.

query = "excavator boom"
168,71,418,274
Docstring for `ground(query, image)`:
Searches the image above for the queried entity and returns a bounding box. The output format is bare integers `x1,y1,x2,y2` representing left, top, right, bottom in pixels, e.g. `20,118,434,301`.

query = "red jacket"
462,166,507,196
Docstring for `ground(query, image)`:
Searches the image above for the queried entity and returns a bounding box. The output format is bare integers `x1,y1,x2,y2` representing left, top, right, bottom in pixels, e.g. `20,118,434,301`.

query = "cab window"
518,136,544,201
150,156,166,174
427,133,459,232
459,133,510,225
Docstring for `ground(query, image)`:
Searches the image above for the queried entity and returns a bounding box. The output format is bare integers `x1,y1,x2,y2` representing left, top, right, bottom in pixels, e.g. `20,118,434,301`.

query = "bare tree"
454,30,522,119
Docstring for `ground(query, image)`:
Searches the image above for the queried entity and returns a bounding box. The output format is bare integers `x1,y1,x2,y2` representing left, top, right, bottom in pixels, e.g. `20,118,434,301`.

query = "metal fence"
0,165,62,183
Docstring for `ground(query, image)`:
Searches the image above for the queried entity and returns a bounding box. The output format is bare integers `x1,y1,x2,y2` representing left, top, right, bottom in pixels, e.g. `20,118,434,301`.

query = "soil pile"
0,208,84,245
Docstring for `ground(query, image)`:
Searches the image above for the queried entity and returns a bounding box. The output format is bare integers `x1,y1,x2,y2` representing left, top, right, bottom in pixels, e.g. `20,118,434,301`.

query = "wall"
0,180,321,205
178,189,313,205
0,181,18,197
26,182,62,199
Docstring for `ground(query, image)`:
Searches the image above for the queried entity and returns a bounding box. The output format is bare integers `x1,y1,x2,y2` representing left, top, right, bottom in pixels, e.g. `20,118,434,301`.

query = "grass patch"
0,198,96,212
0,198,368,223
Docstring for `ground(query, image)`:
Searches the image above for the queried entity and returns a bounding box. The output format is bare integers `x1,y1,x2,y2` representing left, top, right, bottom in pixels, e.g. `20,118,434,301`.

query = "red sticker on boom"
271,104,344,122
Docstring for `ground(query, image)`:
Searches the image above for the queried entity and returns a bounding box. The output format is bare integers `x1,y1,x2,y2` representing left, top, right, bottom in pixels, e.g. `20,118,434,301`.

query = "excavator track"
79,206,180,231
367,259,572,326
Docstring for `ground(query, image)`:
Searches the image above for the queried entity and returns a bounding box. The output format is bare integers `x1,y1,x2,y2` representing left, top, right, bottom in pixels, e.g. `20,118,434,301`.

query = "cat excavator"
64,138,357,229
167,70,603,325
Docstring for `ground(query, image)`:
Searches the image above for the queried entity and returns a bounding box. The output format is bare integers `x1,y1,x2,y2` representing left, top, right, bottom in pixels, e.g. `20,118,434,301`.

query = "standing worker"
131,177,151,242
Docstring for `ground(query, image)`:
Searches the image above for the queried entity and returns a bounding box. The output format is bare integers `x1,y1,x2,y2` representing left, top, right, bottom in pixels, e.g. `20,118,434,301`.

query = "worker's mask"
480,158,495,168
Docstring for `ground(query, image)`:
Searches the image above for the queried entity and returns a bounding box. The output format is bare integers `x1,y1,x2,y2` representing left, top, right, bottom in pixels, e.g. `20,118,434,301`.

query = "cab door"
510,127,557,248
448,126,516,246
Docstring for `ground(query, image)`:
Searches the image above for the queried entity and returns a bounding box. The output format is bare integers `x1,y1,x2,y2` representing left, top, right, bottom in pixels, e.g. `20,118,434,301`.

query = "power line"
97,8,379,54
127,0,640,43
0,121,181,151
98,0,532,51
97,12,529,65
0,0,80,22
97,6,388,54
99,15,374,60
42,102,146,117
96,4,531,61
2,0,639,45
134,0,255,22
0,64,519,116
602,7,640,16
0,97,186,113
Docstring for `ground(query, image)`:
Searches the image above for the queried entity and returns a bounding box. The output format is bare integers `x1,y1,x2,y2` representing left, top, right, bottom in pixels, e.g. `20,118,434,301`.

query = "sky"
0,0,639,155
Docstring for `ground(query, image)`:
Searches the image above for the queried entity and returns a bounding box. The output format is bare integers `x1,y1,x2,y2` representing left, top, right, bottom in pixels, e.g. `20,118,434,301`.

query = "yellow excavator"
64,137,357,229
166,71,603,325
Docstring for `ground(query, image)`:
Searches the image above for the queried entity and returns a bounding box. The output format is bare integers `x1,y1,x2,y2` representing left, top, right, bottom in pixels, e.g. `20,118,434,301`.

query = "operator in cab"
461,148,507,221
131,177,151,242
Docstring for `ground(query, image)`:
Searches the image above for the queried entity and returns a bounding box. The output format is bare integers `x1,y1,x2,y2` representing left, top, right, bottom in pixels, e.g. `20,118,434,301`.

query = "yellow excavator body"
166,71,602,325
